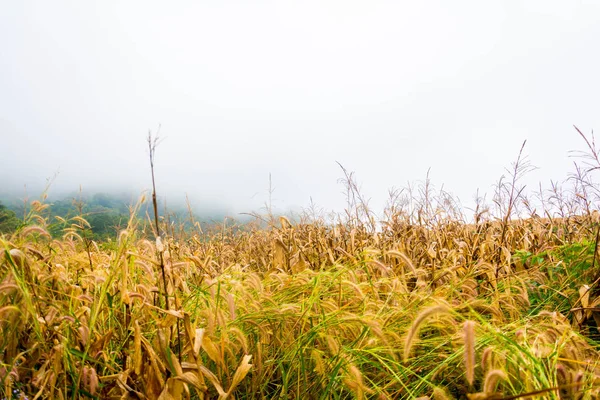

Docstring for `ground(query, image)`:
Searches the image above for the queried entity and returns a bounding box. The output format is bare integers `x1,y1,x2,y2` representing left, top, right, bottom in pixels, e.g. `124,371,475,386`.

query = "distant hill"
0,191,249,240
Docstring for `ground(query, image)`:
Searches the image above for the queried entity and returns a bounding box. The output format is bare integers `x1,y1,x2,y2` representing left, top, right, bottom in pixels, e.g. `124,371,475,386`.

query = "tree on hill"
0,202,21,234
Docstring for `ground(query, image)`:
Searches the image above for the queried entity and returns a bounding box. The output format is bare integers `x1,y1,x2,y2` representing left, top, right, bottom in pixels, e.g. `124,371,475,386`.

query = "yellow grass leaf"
199,365,226,397
175,371,207,392
279,216,292,229
194,328,205,357
157,377,184,400
202,335,222,366
225,355,253,397
579,285,590,309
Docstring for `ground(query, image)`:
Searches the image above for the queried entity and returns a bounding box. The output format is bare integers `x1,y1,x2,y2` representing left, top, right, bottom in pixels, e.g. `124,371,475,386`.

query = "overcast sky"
2,1,600,217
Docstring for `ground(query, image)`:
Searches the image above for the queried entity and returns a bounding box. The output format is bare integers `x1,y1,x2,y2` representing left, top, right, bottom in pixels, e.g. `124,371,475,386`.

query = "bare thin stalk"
148,130,170,311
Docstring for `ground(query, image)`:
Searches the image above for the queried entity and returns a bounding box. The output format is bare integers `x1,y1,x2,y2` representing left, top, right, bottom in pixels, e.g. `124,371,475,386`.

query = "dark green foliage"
86,210,127,240
43,193,130,240
3,191,240,241
0,202,21,234
522,240,598,323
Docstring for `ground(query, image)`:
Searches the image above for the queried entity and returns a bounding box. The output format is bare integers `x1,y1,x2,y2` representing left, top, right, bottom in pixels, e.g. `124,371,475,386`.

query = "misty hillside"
0,191,246,240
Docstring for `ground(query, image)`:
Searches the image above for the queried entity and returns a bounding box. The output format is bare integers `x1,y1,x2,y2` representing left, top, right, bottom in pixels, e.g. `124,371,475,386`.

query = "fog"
2,1,600,218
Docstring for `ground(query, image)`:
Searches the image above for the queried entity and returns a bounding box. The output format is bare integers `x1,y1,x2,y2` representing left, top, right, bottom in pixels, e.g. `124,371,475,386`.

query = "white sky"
2,1,600,217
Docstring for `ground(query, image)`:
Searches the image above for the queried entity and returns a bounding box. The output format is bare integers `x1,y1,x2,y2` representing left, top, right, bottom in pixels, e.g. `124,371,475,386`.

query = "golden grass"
1,190,600,399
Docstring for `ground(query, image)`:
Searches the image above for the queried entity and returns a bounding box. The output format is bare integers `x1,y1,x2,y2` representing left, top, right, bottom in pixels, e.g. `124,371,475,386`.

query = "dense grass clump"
1,188,600,400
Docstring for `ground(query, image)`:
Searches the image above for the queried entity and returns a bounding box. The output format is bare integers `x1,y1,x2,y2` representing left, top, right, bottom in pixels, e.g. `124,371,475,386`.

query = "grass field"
2,138,600,399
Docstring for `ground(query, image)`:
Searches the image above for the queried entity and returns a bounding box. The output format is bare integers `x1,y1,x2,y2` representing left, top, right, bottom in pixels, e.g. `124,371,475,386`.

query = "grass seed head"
404,304,450,362
463,320,476,386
